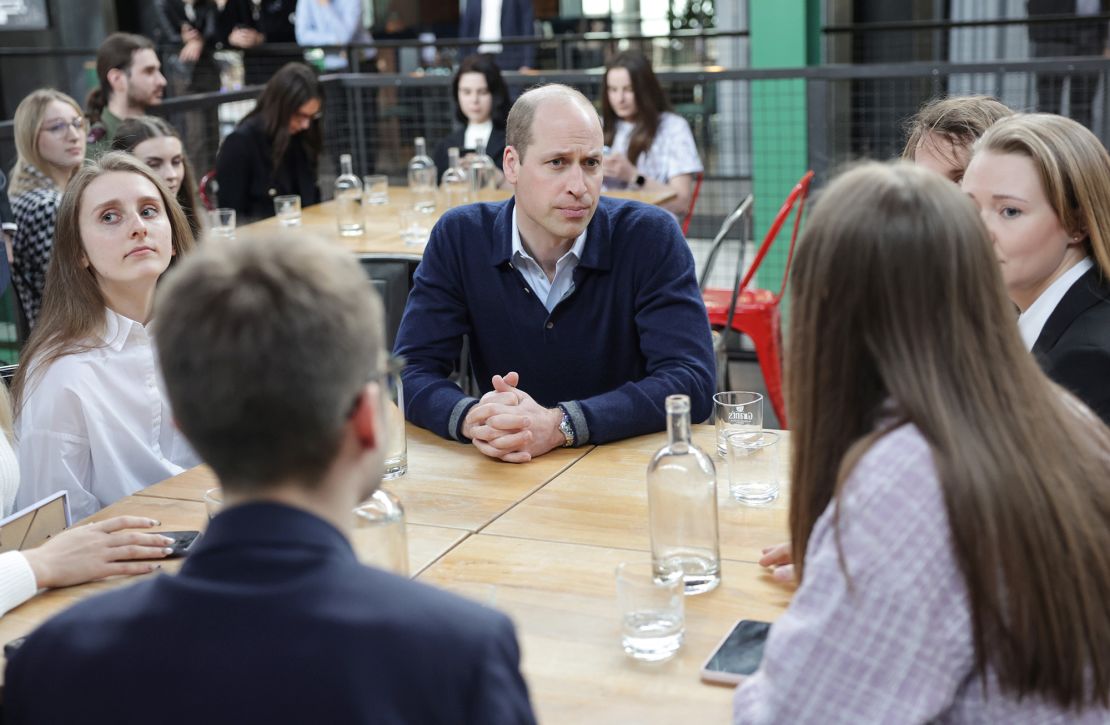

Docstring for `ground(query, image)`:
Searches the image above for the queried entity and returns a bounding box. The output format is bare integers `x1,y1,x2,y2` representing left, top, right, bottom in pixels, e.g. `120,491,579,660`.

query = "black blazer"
215,116,320,223
1033,266,1110,425
5,502,537,725
433,125,506,183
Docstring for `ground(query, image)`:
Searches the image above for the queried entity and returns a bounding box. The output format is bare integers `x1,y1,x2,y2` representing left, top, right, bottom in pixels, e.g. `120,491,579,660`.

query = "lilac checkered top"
733,424,1110,724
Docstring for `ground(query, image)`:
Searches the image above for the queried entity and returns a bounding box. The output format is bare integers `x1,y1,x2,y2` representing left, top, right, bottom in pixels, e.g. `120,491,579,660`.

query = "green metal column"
749,0,818,287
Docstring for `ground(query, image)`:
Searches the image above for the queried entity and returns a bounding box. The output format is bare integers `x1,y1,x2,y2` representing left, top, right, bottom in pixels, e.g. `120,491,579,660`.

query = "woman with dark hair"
113,116,203,241
215,62,323,222
600,51,702,218
13,152,198,520
433,54,511,180
733,161,1110,721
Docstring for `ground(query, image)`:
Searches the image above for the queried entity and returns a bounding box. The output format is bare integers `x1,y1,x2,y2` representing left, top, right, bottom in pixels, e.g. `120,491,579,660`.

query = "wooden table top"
240,187,678,257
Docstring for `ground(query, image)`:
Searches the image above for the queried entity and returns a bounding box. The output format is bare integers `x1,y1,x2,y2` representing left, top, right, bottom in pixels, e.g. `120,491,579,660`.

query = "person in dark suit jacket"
459,0,535,71
216,62,322,222
434,54,510,182
4,234,536,725
964,112,1110,425
1027,0,1110,129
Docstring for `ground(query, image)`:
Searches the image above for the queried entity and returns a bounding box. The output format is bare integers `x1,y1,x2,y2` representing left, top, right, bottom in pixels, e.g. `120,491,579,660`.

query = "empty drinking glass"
727,430,781,505
713,391,763,456
399,207,433,245
207,208,236,239
363,174,389,206
273,194,301,226
616,560,685,662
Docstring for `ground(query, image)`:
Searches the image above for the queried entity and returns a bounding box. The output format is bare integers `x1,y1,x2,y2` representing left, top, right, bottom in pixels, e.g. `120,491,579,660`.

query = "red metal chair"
681,171,704,236
198,170,218,211
700,171,815,428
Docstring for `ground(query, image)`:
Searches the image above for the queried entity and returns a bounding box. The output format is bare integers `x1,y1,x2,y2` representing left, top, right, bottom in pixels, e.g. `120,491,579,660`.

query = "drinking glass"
363,175,389,206
727,431,781,505
713,391,763,456
207,208,236,239
399,207,433,245
352,489,408,575
273,194,301,226
382,369,406,479
203,487,223,520
615,560,684,662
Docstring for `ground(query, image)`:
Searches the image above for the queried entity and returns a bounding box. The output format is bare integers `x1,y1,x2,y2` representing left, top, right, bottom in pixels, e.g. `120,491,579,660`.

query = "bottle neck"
447,148,460,168
414,138,426,157
666,407,691,447
339,158,353,176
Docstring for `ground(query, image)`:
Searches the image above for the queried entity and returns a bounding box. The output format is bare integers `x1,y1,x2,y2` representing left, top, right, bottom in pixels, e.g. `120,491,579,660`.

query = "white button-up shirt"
510,206,587,312
15,309,199,521
1017,257,1093,350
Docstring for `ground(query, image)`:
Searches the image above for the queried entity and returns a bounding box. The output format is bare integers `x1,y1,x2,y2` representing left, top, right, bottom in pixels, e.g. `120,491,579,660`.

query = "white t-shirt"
607,111,703,187
15,308,199,521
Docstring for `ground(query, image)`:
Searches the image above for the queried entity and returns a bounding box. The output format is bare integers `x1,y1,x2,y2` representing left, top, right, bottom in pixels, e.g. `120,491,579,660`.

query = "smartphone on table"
700,619,772,686
159,530,201,558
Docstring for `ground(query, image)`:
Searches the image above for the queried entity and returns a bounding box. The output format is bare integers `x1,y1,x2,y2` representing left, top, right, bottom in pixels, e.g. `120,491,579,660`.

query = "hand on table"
22,516,174,589
602,152,637,184
759,542,796,584
462,372,565,463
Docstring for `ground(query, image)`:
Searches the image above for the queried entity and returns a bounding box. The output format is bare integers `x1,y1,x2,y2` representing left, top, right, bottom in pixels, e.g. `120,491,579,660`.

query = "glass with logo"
713,391,763,456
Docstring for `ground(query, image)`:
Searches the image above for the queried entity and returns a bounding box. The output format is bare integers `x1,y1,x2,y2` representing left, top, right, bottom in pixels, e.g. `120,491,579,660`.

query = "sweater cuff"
0,551,38,617
448,397,480,442
559,400,590,447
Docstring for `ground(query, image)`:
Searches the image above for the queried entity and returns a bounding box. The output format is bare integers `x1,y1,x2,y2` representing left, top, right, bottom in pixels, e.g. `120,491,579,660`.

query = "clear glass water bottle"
407,137,437,212
646,394,721,594
468,136,496,197
441,147,471,209
334,153,364,236
352,488,409,576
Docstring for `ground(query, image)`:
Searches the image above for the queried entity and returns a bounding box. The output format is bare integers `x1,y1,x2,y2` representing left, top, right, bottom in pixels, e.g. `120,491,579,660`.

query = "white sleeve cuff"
0,551,39,617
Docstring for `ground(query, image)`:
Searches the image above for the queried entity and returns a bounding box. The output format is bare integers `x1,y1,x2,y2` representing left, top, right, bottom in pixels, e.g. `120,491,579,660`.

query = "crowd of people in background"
0,12,1109,723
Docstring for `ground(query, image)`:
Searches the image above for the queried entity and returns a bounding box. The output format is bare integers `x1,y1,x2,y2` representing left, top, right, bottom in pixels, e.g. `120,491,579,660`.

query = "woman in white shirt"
962,113,1110,424
12,151,198,520
600,51,703,219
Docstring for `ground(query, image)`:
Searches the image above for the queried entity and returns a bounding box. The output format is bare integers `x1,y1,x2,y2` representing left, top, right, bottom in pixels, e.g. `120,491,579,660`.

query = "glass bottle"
468,136,496,197
352,489,409,576
334,153,364,236
646,394,721,595
407,136,437,212
441,147,471,209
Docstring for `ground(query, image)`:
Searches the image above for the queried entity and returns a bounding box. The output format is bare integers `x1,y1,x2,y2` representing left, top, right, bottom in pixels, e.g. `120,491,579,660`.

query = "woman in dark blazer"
963,113,1110,424
433,55,510,184
216,63,322,222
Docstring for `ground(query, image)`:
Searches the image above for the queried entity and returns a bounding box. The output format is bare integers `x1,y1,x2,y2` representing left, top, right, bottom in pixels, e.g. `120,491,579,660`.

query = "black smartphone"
159,530,201,558
700,619,772,686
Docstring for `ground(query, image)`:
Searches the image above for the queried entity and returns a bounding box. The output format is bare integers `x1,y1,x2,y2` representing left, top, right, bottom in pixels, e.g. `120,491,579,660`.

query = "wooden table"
1,424,792,720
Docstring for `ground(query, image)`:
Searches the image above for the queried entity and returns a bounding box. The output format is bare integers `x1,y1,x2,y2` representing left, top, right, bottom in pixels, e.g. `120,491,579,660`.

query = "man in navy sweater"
394,84,715,462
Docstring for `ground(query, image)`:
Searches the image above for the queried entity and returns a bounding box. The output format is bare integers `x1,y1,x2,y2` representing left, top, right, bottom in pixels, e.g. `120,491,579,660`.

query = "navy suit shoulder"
1033,267,1110,425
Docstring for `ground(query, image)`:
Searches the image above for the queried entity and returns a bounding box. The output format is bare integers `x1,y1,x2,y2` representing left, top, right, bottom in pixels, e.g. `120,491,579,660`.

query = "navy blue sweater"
394,196,715,445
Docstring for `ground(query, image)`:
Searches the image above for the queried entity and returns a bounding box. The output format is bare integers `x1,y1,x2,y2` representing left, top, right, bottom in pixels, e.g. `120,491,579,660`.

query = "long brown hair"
13,152,195,412
241,62,323,174
787,161,1110,707
601,51,672,165
112,116,202,241
9,89,85,197
86,33,155,125
973,112,1110,279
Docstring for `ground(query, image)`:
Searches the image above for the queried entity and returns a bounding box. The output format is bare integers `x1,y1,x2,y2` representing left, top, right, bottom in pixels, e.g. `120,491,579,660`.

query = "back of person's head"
787,160,1110,709
600,50,672,162
10,88,84,197
452,54,512,128
12,151,194,412
901,95,1013,179
506,83,599,161
154,234,384,492
973,112,1110,278
87,32,156,124
112,116,202,240
246,62,323,173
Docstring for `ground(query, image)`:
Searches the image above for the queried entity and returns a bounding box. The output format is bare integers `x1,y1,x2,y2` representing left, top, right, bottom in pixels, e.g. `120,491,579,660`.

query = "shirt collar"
1017,257,1094,350
99,307,147,352
510,205,587,268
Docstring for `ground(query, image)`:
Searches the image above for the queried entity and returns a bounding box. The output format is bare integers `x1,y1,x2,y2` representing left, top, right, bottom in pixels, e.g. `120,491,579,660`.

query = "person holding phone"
433,54,510,184
734,162,1110,721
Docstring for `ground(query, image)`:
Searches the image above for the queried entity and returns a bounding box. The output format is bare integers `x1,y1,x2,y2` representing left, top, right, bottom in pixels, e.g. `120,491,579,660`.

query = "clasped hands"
461,372,565,463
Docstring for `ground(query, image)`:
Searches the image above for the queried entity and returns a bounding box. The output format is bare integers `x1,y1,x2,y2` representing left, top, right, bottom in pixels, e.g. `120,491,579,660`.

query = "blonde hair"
12,152,195,413
9,89,84,197
973,112,1110,278
788,160,1110,708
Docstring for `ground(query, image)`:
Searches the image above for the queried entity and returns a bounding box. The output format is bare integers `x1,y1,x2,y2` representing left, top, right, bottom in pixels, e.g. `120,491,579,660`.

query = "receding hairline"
506,84,601,156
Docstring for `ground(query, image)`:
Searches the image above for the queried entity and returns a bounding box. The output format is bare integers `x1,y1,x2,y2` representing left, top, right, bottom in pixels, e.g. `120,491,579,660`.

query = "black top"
1032,266,1110,424
215,115,320,222
433,125,506,183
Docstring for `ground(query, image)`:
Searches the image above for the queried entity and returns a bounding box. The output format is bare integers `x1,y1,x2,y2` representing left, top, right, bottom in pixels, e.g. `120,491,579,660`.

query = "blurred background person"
294,0,374,72
902,94,1014,183
459,0,535,71
85,33,167,158
600,51,702,219
218,0,300,86
433,54,510,183
154,0,223,164
215,63,323,222
1026,0,1110,129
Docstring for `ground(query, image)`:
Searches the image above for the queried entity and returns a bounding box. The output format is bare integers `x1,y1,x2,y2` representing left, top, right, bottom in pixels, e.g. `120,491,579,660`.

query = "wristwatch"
634,173,646,188
557,405,576,448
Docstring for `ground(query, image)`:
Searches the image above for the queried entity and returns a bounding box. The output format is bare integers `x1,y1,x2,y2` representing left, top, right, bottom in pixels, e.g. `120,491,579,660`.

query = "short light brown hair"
153,233,384,491
506,83,600,161
901,95,1014,162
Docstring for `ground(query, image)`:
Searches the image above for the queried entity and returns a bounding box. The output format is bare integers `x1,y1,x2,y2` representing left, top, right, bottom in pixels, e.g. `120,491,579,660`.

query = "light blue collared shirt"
510,206,587,312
